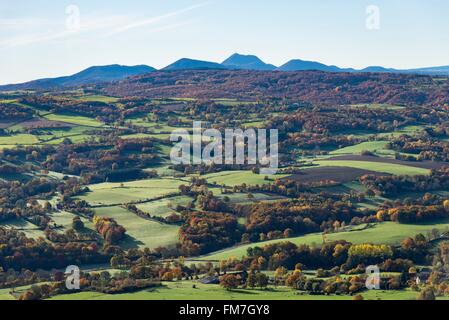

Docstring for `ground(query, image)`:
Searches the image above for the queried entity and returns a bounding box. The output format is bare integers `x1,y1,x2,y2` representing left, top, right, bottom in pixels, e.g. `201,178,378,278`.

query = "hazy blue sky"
1,0,448,84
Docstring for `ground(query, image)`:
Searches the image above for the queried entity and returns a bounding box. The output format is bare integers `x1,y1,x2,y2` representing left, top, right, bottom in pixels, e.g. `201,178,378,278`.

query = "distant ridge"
163,58,226,71
0,64,156,91
277,59,350,72
221,53,276,71
360,66,396,73
406,65,449,75
2,53,449,91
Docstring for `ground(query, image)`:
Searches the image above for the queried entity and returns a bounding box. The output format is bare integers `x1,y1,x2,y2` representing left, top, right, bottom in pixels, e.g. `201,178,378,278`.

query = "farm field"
36,126,95,143
78,178,187,206
43,113,104,127
121,133,172,140
313,160,430,176
349,103,406,110
135,195,192,218
215,192,287,204
0,133,39,145
0,219,46,239
199,220,449,261
201,171,288,187
329,141,391,156
48,281,436,301
94,206,179,249
74,95,119,103
49,210,94,231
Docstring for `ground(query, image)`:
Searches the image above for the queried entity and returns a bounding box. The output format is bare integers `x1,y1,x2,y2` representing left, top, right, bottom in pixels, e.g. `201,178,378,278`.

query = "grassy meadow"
199,220,449,261
48,281,425,301
94,206,179,249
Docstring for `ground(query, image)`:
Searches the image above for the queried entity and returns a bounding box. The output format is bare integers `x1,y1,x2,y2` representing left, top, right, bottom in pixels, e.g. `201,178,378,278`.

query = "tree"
283,228,293,238
161,272,174,282
43,201,52,211
274,267,287,286
444,200,449,212
241,233,250,243
72,217,84,231
220,274,239,291
255,273,269,289
417,287,436,300
285,270,303,288
376,210,388,222
247,272,257,289
295,262,304,271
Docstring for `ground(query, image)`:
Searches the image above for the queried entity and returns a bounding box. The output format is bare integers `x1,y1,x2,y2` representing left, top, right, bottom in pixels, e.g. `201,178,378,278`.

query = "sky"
0,0,448,84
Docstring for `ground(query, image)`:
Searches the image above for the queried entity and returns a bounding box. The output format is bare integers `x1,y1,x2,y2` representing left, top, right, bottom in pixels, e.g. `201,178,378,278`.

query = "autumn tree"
417,287,436,300
72,216,85,231
247,272,257,289
220,274,239,291
255,273,269,289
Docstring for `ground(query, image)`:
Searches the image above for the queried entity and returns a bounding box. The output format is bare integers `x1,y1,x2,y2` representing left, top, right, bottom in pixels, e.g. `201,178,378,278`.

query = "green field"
0,284,42,300
0,219,46,239
125,117,185,133
44,113,104,127
74,95,119,103
201,171,288,187
78,178,187,206
94,206,179,249
135,196,192,218
216,192,286,204
0,134,39,145
378,125,428,138
0,127,96,147
349,104,406,110
121,133,172,140
49,210,94,231
48,281,427,300
313,160,430,176
37,126,95,144
199,220,449,261
241,120,266,128
329,141,391,156
213,99,256,106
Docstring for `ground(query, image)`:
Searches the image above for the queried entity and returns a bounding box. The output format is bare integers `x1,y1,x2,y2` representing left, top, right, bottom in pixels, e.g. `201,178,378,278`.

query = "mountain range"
0,65,155,91
2,53,449,91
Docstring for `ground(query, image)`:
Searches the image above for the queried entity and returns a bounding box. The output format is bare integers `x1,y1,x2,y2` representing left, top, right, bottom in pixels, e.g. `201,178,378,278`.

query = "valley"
0,69,449,301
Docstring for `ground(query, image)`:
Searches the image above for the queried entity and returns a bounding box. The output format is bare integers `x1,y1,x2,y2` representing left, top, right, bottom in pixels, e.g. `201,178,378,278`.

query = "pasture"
0,134,39,145
313,160,430,176
199,220,449,261
216,192,287,204
94,206,179,249
44,113,104,127
78,178,186,206
329,141,391,156
48,281,425,300
0,219,46,239
135,195,192,218
349,104,405,110
74,95,119,103
201,171,288,187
